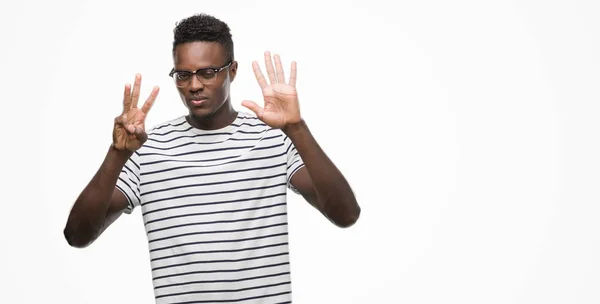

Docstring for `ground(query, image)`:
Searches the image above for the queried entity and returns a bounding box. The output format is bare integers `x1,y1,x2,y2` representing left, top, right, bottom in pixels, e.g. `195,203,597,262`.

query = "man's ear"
229,61,238,82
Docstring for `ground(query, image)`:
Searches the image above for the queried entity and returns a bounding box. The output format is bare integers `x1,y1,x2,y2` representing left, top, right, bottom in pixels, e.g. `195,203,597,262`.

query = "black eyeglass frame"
168,61,234,86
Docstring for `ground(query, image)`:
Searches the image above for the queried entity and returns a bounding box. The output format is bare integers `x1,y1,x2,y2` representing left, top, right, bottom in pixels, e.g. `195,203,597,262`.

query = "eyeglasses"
169,61,233,87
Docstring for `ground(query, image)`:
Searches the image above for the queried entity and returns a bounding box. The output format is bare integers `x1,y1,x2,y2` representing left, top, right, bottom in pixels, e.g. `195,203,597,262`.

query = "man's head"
171,14,237,120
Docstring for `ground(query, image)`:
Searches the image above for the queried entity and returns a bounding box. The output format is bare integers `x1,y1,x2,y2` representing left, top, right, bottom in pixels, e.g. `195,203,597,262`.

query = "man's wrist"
109,143,134,161
282,119,307,137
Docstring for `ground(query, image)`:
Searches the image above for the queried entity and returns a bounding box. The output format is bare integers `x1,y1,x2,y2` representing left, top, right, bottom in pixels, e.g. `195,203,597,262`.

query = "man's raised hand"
241,51,301,130
112,74,159,151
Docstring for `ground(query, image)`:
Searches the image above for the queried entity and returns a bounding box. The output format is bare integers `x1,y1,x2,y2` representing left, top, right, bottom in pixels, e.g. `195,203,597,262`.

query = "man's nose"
189,74,205,91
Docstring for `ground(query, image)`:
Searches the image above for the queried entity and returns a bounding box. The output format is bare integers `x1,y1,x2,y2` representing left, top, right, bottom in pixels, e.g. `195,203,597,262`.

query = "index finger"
264,51,277,83
141,86,160,115
252,61,268,90
131,74,142,108
122,83,132,114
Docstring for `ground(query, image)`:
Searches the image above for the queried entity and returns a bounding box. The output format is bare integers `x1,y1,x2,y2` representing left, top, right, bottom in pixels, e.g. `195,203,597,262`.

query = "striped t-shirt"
116,111,305,303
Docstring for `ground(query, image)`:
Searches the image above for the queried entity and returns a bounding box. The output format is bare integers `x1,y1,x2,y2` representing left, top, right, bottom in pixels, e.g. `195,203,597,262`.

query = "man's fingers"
115,115,128,128
115,116,135,134
289,61,297,87
252,61,268,90
241,100,264,119
264,51,277,83
122,83,132,114
131,74,142,108
141,86,160,114
274,54,285,84
127,125,136,134
133,126,147,142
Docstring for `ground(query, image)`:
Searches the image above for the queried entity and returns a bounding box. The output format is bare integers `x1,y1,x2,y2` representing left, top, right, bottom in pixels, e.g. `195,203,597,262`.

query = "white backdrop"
1,0,599,303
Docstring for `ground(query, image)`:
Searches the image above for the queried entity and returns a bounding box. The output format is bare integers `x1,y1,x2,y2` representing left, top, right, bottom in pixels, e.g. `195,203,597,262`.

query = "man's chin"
188,107,215,120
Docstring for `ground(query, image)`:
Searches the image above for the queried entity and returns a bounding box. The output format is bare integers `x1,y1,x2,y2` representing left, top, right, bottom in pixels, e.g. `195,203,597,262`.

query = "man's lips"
189,97,208,106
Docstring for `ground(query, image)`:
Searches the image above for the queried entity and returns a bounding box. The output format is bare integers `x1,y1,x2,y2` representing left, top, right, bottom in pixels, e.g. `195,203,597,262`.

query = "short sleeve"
283,134,305,194
115,152,141,214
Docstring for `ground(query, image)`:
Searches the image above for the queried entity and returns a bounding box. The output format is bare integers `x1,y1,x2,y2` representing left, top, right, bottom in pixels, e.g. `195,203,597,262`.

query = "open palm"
242,52,302,129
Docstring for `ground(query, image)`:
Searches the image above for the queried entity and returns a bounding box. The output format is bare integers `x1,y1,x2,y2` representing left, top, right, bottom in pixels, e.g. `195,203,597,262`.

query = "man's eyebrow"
174,66,218,72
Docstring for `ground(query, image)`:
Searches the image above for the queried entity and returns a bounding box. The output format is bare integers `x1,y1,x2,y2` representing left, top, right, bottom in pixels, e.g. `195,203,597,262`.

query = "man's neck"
186,102,238,130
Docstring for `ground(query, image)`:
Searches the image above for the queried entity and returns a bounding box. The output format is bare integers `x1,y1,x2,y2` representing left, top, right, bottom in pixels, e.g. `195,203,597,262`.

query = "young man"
64,13,361,303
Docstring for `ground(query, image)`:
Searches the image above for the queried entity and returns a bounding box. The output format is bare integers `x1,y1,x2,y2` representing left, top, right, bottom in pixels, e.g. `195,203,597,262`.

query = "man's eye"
177,73,191,80
198,70,216,79
176,73,191,81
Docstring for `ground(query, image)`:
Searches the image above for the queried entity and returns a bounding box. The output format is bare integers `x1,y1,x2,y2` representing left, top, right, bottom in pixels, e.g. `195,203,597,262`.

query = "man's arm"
64,74,159,248
241,51,360,227
63,146,132,248
284,121,361,228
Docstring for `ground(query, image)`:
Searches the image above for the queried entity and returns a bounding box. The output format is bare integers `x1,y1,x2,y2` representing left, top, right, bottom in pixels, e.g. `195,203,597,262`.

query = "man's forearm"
63,146,132,247
283,120,361,227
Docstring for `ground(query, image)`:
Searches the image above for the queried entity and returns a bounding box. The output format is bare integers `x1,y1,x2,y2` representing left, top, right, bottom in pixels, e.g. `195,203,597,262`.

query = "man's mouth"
189,97,208,106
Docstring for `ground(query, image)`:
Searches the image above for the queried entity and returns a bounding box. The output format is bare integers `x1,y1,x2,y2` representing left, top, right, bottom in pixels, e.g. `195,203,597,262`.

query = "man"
64,13,361,303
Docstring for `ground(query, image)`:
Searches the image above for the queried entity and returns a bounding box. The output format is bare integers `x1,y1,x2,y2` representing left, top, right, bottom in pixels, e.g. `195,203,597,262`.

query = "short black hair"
172,13,234,61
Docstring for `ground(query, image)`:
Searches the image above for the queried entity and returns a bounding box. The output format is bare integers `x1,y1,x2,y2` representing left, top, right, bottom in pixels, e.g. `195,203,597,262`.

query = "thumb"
133,126,148,143
241,100,264,119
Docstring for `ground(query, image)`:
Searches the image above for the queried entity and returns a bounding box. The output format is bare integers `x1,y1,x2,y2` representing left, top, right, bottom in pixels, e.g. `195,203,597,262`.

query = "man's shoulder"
142,112,282,140
236,111,263,124
146,116,188,136
235,111,275,133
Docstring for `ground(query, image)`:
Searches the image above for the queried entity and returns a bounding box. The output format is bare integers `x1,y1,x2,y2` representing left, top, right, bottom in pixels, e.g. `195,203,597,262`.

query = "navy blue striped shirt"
116,111,304,303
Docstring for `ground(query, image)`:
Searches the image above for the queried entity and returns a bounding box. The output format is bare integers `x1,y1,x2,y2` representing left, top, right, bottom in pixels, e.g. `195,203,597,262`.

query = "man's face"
173,41,237,119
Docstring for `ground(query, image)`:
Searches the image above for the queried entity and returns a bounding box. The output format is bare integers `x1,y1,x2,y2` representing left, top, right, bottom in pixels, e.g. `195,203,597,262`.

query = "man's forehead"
174,41,226,67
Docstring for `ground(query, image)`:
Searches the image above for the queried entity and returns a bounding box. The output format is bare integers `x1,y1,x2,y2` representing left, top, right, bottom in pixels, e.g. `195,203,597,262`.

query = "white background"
1,0,599,303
